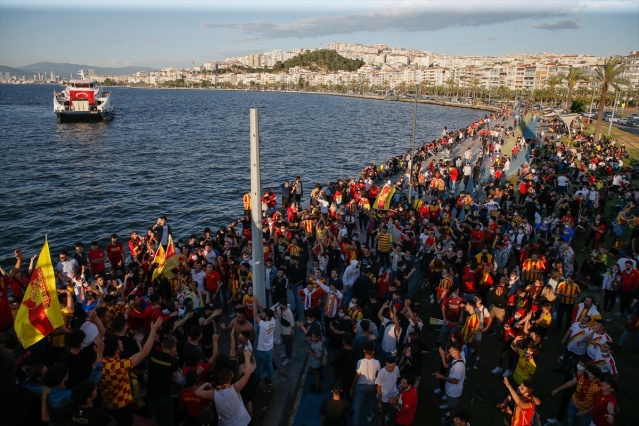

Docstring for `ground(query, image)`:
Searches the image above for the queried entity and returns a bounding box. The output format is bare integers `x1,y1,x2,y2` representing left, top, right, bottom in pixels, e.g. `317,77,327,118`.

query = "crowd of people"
1,105,638,426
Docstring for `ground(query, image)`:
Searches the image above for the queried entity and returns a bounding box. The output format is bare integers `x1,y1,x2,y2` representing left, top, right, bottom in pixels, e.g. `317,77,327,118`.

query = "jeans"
148,394,174,426
567,401,592,426
282,334,293,359
353,384,377,426
293,284,304,318
255,348,274,380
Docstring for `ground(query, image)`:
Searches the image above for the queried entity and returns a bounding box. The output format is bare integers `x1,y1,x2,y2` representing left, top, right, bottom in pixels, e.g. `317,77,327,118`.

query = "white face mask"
576,364,585,372
338,312,345,318
349,303,356,308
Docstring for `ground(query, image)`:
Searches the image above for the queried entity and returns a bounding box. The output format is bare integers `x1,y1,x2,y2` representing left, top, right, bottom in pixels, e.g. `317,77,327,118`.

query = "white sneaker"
282,359,291,366
439,404,449,410
434,388,442,395
545,419,560,425
273,339,281,345
492,366,503,374
503,369,512,377
367,413,375,422
441,395,447,401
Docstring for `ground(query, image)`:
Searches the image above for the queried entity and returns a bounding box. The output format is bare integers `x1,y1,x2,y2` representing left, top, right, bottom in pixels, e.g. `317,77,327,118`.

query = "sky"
0,0,637,69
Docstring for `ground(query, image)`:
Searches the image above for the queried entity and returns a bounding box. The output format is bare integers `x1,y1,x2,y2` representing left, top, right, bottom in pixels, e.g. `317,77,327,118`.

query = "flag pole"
250,108,265,306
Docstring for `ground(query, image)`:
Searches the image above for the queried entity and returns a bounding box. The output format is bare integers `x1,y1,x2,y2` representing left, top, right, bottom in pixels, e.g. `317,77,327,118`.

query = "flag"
14,240,65,348
162,235,180,278
429,317,443,326
151,244,166,281
373,184,395,210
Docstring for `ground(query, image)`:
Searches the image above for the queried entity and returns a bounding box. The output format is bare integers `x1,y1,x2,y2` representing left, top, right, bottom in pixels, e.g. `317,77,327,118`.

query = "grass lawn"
414,120,639,425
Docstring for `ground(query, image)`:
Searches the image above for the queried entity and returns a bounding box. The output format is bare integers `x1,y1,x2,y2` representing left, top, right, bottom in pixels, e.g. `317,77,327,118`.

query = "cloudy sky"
1,0,637,69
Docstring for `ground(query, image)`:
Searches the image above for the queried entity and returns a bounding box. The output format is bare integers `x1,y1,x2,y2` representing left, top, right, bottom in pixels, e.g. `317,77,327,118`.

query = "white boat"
53,70,115,123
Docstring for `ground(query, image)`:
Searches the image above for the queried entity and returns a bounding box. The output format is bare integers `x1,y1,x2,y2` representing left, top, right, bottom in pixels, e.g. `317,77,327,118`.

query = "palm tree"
563,67,588,112
545,75,564,107
593,57,629,141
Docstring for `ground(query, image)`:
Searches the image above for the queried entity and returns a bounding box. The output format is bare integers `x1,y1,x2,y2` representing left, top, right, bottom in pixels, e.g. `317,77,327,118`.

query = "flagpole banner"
373,185,395,210
14,240,65,348
151,244,167,281
162,235,180,278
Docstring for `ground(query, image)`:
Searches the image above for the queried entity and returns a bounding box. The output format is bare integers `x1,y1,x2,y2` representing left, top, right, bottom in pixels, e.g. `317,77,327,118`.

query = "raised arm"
130,318,162,367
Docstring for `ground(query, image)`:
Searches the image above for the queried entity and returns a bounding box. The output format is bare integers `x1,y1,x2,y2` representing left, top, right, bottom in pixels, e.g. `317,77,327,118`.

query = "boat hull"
56,109,114,123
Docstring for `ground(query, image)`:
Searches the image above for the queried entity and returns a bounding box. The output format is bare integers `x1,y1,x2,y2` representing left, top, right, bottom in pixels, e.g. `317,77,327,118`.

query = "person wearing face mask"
593,341,618,378
390,375,418,426
601,264,622,313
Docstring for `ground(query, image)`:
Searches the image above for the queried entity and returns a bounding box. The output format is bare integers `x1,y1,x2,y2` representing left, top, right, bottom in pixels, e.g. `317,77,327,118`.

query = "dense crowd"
1,106,638,426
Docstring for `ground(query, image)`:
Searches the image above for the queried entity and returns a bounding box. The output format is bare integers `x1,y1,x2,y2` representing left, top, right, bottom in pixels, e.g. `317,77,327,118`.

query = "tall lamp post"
408,84,417,205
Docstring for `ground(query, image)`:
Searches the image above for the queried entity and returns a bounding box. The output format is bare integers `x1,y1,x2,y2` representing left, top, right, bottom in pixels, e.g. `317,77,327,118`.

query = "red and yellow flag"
151,244,167,281
163,235,180,277
14,240,65,348
373,185,395,210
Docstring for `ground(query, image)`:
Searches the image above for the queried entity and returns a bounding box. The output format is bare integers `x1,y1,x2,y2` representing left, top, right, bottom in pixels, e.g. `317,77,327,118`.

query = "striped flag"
151,244,166,281
163,235,180,277
14,240,65,348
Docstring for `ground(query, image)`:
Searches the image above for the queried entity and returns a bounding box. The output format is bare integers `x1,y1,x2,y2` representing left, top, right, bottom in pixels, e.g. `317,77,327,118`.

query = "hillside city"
3,42,639,100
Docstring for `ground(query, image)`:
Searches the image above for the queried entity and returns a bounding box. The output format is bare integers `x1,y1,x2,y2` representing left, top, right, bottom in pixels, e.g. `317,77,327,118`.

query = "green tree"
563,67,588,112
545,75,564,107
593,57,629,141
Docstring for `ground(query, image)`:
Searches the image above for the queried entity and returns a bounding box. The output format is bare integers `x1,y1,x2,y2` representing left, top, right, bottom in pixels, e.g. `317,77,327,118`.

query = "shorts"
475,330,483,342
446,394,460,408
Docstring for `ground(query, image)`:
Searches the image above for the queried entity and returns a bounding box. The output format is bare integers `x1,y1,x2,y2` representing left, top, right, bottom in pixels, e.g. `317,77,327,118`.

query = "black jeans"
603,289,618,312
282,333,293,359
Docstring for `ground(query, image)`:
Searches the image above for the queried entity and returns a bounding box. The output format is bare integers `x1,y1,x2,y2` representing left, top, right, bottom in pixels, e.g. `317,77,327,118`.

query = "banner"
151,244,166,281
14,240,65,348
373,185,395,210
162,235,180,277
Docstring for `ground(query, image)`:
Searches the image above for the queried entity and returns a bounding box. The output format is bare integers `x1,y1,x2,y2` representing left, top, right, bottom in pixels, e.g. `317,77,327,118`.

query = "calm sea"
0,84,485,263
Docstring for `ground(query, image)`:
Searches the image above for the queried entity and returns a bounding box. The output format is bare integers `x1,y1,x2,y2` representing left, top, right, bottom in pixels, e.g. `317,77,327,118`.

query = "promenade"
288,111,538,426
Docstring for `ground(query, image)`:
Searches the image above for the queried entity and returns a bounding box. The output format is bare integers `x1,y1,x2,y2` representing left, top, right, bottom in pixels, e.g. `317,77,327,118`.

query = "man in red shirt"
436,286,463,348
87,241,107,277
619,260,639,315
392,375,418,425
106,234,125,271
204,263,221,305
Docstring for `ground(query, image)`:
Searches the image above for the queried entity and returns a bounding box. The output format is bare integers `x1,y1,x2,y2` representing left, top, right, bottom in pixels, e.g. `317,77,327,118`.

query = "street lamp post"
408,84,417,206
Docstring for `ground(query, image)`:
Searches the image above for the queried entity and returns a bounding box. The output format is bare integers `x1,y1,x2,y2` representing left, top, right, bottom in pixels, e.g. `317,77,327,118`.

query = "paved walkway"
288,113,544,426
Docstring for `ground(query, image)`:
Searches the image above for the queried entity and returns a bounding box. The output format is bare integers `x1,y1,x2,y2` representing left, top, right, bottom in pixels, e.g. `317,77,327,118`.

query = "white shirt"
56,258,78,282
214,386,251,426
256,318,276,351
445,358,466,397
356,358,381,385
375,366,400,402
557,176,569,187
380,318,401,354
567,322,591,355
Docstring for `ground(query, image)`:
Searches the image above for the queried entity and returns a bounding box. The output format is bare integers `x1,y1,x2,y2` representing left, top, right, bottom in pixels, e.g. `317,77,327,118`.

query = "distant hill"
0,65,32,79
272,49,365,72
0,63,156,78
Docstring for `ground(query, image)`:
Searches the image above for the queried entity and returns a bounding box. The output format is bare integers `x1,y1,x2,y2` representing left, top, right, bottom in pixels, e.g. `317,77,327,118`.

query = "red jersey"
106,242,125,267
204,270,221,293
179,388,210,419
394,386,418,425
0,279,15,332
441,295,463,323
510,397,535,426
591,392,616,426
87,247,107,274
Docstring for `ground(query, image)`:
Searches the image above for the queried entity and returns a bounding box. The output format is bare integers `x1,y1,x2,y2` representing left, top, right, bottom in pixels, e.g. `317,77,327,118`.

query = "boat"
53,70,115,123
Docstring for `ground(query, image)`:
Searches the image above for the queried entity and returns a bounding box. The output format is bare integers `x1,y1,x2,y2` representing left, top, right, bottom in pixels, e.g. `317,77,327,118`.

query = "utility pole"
250,108,265,305
408,84,417,205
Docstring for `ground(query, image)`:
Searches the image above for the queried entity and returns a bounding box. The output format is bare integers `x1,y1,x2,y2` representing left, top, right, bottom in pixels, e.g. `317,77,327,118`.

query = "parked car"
617,117,629,125
603,115,619,123
582,112,596,118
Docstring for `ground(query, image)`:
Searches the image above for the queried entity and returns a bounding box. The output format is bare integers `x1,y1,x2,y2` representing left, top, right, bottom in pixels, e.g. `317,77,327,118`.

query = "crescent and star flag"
14,240,64,348
373,184,395,210
151,244,167,281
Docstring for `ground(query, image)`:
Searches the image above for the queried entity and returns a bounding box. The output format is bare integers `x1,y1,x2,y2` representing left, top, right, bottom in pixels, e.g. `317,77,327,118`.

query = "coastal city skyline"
1,0,638,69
